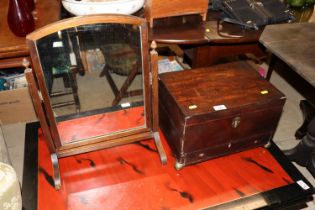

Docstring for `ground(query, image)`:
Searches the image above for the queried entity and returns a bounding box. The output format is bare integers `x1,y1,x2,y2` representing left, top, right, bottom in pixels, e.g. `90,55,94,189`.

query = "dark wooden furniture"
260,22,315,84
159,62,286,169
144,0,208,28
24,15,166,189
49,66,81,112
148,11,266,68
23,122,314,210
0,0,60,68
259,23,315,176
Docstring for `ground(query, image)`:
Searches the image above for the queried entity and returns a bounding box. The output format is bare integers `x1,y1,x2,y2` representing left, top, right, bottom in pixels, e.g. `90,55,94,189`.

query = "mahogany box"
144,0,209,28
159,62,286,169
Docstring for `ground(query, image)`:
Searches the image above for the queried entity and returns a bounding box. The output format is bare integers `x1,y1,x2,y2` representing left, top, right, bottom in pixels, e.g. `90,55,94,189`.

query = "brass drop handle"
232,116,241,128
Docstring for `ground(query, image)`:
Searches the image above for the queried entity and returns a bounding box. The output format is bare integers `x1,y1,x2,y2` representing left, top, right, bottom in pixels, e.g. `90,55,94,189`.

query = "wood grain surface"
159,62,285,166
144,0,208,27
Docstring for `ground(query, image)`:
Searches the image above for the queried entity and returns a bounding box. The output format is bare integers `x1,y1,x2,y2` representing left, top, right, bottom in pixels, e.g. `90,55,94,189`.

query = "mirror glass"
35,23,145,145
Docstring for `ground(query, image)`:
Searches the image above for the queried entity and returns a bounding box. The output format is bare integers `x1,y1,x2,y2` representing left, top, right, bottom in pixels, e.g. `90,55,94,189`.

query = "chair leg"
266,54,277,81
70,71,80,112
51,71,80,112
100,66,119,96
100,65,142,106
51,153,61,190
112,66,139,106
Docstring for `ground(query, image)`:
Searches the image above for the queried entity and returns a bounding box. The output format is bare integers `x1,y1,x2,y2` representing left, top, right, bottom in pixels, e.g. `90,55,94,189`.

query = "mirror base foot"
51,153,61,190
153,132,167,165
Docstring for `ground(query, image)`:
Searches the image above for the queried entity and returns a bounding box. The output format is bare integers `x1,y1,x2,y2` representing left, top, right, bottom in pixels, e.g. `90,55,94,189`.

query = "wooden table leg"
266,53,277,81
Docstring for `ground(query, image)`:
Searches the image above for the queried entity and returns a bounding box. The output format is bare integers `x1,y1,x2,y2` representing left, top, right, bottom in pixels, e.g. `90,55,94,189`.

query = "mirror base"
154,132,167,165
51,153,61,190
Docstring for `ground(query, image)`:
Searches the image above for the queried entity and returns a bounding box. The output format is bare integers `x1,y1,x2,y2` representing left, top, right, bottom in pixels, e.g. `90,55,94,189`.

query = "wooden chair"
94,24,143,106
99,44,142,106
37,31,83,113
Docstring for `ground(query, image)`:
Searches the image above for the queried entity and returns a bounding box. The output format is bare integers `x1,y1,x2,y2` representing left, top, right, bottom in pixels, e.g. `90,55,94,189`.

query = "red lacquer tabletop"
57,106,145,144
37,116,294,210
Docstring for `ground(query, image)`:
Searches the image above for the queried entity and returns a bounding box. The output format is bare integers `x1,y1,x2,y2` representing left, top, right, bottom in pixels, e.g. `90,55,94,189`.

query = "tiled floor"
2,64,315,209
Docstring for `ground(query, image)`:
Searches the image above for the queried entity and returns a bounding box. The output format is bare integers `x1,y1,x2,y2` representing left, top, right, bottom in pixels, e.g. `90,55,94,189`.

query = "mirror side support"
150,41,167,165
24,62,56,153
24,62,62,190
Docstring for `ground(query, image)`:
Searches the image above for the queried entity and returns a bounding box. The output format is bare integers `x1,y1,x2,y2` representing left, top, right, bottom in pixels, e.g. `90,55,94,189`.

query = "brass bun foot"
175,162,184,170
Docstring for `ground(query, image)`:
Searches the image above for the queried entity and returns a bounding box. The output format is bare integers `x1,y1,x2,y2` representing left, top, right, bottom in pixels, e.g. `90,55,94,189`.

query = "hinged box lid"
159,62,285,119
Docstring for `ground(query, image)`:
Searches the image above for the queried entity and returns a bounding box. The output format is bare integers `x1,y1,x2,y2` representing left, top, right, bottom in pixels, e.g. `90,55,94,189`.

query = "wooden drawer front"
231,134,271,153
184,117,233,153
179,134,271,165
232,106,283,140
183,106,282,153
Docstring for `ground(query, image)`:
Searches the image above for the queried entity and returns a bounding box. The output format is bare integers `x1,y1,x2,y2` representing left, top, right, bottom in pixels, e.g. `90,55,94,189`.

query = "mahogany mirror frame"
24,14,167,189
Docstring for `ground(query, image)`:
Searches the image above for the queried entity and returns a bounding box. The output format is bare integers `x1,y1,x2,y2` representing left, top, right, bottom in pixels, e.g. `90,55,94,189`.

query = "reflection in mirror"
36,23,145,145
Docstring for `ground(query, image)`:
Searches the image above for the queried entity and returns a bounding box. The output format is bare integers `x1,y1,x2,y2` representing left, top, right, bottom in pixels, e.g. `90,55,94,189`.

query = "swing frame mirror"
24,15,166,189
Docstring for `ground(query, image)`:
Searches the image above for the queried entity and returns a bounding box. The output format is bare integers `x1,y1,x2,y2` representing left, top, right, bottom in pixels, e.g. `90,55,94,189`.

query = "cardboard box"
0,87,37,125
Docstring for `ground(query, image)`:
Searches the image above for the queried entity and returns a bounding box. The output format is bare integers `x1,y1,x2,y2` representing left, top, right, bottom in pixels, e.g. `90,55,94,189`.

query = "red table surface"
37,112,293,210
57,106,145,144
